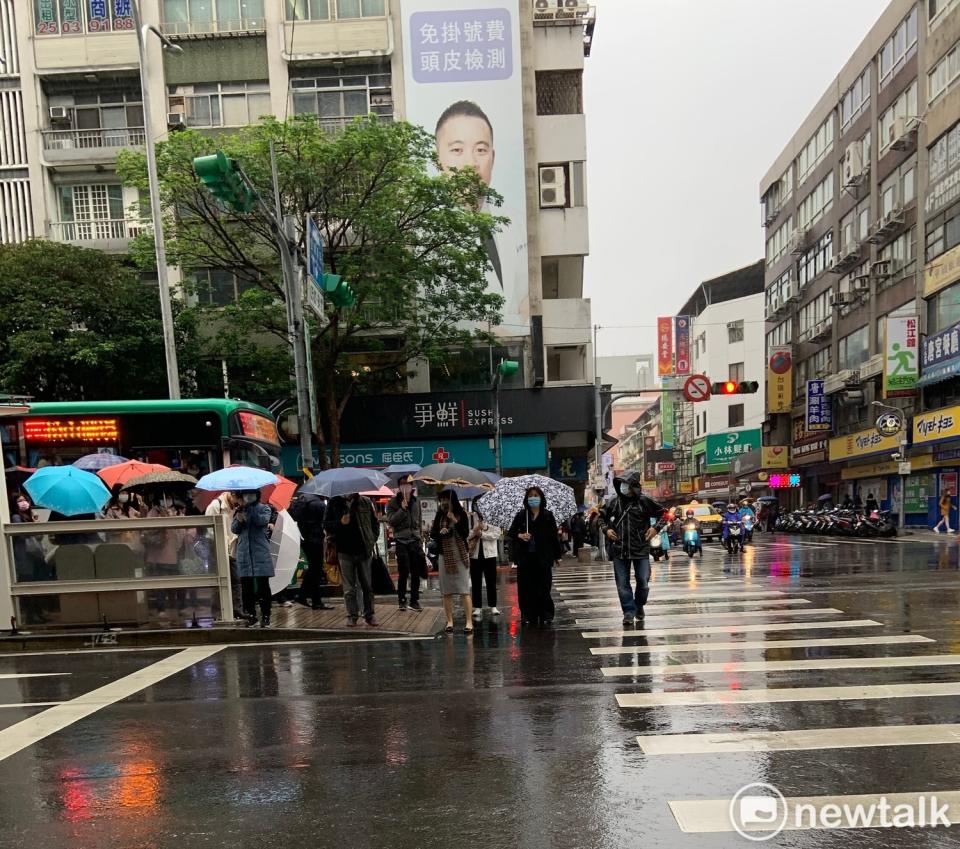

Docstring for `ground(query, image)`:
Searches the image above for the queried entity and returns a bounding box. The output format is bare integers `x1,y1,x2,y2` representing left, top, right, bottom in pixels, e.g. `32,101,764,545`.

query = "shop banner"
941,472,958,497
762,446,789,469
913,404,960,445
705,429,761,470
702,473,732,493
400,0,527,333
884,315,919,396
661,390,675,448
925,244,960,298
805,379,831,432
674,316,691,375
657,316,673,376
792,437,828,466
905,473,935,513
920,318,960,387
829,427,901,462
767,348,793,414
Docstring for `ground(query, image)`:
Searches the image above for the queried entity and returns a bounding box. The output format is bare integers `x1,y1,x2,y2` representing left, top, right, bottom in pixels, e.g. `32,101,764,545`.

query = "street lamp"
131,0,182,399
492,359,519,475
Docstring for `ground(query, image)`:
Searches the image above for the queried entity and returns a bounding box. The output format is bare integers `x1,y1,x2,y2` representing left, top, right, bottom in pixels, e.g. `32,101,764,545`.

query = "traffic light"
710,380,760,395
193,151,255,213
323,272,355,308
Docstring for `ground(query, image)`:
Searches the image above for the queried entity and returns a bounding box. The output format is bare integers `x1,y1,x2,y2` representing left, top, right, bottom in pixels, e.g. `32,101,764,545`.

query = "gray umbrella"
300,467,389,498
413,462,492,488
476,475,577,528
122,471,198,490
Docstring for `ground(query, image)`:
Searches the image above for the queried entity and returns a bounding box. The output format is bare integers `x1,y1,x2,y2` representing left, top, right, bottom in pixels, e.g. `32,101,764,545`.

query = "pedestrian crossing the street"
557,555,960,839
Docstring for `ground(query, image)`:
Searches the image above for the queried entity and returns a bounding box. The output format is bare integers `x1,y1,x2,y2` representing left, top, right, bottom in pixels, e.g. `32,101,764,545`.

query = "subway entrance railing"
2,515,234,630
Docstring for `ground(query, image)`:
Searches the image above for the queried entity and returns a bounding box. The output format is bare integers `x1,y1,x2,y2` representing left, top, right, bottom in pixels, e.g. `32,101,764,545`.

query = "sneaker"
935,527,942,534
260,615,271,628
366,616,380,627
281,600,294,608
490,607,501,616
622,615,635,626
347,617,359,627
472,609,482,621
410,601,422,612
399,601,408,611
312,601,333,611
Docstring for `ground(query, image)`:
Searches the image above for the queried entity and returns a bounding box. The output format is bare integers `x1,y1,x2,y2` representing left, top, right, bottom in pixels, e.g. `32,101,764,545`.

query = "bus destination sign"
24,418,120,443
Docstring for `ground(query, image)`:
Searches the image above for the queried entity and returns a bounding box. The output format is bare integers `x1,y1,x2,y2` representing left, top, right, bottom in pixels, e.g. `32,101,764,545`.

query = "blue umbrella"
300,467,389,498
24,466,111,516
196,466,278,492
73,453,129,471
382,463,422,483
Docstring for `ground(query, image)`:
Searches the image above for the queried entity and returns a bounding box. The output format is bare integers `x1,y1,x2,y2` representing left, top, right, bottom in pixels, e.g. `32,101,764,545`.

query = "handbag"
371,547,395,594
323,538,342,586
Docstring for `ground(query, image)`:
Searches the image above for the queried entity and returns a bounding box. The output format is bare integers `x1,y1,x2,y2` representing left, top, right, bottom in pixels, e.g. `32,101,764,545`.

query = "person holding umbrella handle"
232,490,275,628
507,486,562,628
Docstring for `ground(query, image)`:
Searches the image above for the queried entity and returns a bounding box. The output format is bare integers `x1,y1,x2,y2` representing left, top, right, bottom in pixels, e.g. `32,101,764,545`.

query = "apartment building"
760,0,960,511
0,0,599,482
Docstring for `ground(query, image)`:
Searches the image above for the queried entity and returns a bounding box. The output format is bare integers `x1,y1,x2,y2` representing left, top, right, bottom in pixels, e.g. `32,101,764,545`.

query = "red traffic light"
709,380,760,395
723,381,737,394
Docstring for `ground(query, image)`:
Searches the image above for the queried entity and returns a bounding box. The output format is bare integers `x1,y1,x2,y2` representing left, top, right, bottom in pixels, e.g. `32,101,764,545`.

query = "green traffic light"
497,360,520,376
192,151,255,214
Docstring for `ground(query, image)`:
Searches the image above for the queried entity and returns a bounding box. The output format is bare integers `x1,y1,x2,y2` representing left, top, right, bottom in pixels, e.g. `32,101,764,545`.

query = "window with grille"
727,321,744,344
290,63,392,128
535,70,583,116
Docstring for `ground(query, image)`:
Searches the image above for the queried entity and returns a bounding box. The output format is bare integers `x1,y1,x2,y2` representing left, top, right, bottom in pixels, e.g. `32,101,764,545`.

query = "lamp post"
492,359,519,475
871,400,909,532
131,0,182,399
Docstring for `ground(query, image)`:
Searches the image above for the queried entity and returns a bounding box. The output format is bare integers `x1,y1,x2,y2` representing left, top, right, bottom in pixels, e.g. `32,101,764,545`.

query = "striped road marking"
601,653,960,677
582,619,883,639
669,790,960,834
575,607,843,626
567,599,813,616
564,591,787,606
0,674,71,680
589,634,934,656
638,722,960,755
616,681,960,708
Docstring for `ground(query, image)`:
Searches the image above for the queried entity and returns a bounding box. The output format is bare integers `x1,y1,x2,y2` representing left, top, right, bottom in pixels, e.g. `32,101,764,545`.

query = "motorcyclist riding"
721,502,742,551
598,471,667,626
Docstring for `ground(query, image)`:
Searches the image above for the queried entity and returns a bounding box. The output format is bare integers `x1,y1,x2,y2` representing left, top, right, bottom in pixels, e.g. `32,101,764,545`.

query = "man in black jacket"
385,474,424,611
598,471,667,625
288,490,333,610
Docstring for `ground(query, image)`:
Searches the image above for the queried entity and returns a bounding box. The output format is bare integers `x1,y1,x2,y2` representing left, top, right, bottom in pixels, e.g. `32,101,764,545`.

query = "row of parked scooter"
772,507,897,537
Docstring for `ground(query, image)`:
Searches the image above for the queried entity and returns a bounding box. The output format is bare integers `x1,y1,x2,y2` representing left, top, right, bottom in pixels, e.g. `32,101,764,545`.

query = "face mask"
243,493,258,505
118,493,130,504
527,497,542,509
16,501,29,512
618,483,631,496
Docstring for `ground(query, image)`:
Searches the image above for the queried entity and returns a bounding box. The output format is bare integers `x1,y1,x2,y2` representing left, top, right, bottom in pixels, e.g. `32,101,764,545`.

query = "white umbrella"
269,509,302,596
476,474,578,528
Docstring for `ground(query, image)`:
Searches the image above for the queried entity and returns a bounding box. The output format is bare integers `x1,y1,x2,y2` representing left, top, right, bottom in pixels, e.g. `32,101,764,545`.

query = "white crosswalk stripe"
568,599,813,615
576,607,842,627
589,634,933,656
581,619,883,638
566,591,787,606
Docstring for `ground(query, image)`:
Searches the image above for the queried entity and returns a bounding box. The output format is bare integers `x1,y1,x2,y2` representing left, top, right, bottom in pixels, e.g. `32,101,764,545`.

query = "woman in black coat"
507,486,562,627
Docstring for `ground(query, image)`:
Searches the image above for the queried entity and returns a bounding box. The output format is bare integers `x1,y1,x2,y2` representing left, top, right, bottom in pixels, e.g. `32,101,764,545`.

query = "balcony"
161,17,266,37
33,33,138,72
542,297,591,346
283,16,390,59
41,128,145,165
829,245,862,274
539,205,588,257
50,218,147,253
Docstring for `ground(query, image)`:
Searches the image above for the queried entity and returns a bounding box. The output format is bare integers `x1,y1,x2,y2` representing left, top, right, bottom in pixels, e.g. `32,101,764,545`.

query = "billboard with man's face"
400,0,529,334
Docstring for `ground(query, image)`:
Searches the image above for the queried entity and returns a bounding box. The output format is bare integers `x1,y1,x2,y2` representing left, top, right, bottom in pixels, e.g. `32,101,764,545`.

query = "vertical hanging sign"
657,316,674,377
674,315,691,375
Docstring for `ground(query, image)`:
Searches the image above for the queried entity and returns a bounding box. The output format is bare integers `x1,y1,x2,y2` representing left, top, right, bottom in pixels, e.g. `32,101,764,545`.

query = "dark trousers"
241,576,272,619
298,541,328,603
517,559,554,623
470,553,497,608
573,534,585,556
395,539,421,604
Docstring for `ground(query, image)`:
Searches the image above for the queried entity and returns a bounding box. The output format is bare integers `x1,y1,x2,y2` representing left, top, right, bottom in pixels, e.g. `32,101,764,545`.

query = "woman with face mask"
104,484,142,519
144,491,187,618
507,486,562,627
430,489,473,633
232,490,276,627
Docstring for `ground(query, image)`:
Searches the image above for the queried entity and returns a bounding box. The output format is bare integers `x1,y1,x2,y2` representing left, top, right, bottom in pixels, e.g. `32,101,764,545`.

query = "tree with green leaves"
0,240,203,400
118,115,505,467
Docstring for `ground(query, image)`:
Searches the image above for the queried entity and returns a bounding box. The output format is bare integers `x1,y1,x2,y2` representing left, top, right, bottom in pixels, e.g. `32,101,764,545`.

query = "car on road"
678,503,723,541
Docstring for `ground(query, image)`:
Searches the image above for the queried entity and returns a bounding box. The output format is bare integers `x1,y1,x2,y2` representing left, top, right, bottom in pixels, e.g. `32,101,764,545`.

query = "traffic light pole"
268,141,314,472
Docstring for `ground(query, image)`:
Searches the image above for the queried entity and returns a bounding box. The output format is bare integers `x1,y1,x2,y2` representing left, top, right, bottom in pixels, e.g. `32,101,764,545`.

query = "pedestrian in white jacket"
469,507,502,620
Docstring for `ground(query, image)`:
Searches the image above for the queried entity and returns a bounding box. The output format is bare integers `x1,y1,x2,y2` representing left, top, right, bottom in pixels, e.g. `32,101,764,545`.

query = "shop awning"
919,359,960,387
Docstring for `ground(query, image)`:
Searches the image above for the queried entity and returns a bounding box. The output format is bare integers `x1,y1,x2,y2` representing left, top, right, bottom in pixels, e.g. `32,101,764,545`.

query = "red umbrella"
192,473,298,512
97,461,169,489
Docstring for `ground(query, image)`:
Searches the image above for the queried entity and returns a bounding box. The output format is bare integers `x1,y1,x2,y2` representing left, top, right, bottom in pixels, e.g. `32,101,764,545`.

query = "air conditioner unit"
890,116,920,150
539,164,567,208
167,112,186,129
843,141,864,183
799,327,813,343
884,204,904,225
534,0,551,8
872,259,892,278
851,274,871,292
48,106,69,121
831,292,853,307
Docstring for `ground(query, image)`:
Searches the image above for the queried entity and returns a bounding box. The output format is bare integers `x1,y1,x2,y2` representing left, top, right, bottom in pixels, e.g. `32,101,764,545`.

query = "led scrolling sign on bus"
24,418,120,443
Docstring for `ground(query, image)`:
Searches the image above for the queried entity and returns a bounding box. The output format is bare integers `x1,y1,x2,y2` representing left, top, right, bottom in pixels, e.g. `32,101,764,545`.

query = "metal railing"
50,218,148,242
3,515,233,627
160,17,266,35
42,127,146,151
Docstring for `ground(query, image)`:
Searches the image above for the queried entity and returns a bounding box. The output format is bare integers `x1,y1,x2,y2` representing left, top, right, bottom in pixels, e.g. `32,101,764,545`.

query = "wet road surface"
2,533,960,847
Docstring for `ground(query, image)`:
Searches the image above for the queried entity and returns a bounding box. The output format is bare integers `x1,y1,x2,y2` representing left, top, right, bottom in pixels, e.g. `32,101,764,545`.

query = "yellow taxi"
677,502,723,541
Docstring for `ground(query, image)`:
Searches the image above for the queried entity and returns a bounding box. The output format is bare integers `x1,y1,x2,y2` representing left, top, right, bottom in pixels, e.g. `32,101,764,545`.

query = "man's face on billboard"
435,114,495,186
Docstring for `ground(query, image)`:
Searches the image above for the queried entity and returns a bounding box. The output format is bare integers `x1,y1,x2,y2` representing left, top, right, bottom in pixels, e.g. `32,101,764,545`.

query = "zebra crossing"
555,555,960,839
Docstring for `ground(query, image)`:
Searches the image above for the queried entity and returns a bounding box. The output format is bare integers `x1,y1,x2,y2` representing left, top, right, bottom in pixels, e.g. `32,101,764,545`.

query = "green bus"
1,399,281,476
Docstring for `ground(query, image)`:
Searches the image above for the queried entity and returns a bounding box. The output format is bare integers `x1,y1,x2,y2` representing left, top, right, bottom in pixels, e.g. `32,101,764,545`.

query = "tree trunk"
322,368,341,468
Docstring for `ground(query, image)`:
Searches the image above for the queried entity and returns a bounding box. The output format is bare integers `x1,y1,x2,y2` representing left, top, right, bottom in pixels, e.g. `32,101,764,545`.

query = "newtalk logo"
729,783,951,841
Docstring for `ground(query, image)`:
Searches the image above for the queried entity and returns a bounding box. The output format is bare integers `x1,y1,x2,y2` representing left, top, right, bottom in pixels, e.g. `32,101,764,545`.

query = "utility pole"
593,323,603,478
132,0,182,399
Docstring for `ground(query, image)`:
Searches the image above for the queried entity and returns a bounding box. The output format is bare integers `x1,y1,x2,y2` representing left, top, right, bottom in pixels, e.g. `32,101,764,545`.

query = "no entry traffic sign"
683,373,711,403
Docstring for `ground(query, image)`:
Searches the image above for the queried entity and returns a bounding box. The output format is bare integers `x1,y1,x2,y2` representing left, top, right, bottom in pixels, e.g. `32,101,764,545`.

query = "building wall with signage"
690,293,765,452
